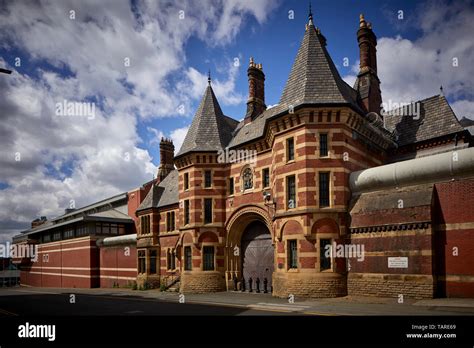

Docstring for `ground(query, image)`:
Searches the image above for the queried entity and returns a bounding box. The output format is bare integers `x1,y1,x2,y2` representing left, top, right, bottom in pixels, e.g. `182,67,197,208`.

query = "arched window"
242,167,253,190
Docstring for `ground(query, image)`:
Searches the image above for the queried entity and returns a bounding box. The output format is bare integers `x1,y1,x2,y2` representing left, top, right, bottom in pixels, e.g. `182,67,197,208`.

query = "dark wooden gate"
241,221,274,292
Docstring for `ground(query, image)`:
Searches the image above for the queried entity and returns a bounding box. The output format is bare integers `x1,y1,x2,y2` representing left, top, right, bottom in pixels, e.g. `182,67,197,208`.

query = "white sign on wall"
388,257,408,268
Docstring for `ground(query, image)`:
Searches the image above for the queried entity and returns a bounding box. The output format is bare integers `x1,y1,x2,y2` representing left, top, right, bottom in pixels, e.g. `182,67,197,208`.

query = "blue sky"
0,0,473,241
140,0,472,162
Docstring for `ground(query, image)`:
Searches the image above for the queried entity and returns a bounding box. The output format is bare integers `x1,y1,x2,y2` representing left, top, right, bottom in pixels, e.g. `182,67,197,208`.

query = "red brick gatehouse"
14,12,474,299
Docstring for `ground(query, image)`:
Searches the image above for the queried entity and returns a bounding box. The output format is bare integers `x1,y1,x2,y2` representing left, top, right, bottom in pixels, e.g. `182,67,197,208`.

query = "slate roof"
279,23,360,109
176,85,239,157
136,169,179,212
229,20,363,148
384,95,464,147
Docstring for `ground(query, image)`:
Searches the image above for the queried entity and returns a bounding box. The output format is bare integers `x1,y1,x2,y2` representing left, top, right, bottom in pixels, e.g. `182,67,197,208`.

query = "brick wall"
99,243,137,288
273,272,346,298
180,271,226,293
434,179,474,298
348,273,434,299
20,236,100,288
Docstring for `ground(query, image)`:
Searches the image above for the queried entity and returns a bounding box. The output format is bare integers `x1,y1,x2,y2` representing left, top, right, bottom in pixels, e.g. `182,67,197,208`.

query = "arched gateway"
224,206,274,292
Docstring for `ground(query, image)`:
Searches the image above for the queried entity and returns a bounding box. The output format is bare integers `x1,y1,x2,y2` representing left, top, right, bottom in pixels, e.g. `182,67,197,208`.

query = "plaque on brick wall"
388,257,408,268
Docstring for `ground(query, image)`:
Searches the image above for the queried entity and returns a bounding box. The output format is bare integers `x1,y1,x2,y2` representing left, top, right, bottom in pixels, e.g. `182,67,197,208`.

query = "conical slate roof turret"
176,83,238,157
279,10,358,109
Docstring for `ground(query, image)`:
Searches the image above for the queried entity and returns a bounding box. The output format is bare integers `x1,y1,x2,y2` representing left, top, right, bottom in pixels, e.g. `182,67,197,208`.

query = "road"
0,287,298,316
1,287,473,316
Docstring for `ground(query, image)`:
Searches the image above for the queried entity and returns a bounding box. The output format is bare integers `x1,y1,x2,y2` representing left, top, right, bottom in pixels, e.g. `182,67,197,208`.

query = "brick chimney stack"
356,14,382,115
157,138,175,183
244,57,266,124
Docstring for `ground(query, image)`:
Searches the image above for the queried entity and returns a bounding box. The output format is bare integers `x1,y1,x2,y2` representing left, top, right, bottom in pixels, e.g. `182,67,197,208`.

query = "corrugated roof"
52,192,127,222
87,209,134,221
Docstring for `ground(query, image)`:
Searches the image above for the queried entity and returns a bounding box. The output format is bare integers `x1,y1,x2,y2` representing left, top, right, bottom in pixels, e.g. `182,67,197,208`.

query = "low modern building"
13,12,474,298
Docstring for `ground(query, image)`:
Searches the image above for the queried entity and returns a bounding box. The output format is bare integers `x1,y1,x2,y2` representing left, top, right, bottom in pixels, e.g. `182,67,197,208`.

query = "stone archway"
224,205,273,290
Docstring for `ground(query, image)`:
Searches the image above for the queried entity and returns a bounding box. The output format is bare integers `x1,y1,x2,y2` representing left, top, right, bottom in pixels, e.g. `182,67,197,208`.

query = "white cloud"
179,63,245,106
147,127,165,146
212,0,280,44
342,1,474,119
170,127,190,154
0,0,278,240
451,100,474,121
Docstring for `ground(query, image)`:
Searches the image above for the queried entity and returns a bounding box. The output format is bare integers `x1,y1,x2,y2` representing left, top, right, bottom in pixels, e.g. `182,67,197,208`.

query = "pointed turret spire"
175,81,238,158
208,69,211,85
308,2,314,26
279,10,357,109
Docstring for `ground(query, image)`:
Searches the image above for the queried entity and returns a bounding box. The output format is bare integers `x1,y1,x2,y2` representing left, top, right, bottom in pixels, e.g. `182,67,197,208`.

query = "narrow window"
167,249,175,271
288,240,298,269
262,168,270,188
110,224,118,235
184,246,192,271
43,234,51,243
320,133,328,157
141,216,150,234
229,177,234,195
319,172,330,207
184,173,189,190
167,212,175,232
64,229,74,239
204,170,212,188
184,200,190,225
138,250,146,274
320,239,332,271
204,198,213,224
287,138,295,161
149,250,157,274
203,246,215,271
287,175,296,209
171,249,176,270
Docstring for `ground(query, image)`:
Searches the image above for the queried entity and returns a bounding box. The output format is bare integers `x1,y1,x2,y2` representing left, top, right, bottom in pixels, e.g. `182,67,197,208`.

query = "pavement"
1,286,474,316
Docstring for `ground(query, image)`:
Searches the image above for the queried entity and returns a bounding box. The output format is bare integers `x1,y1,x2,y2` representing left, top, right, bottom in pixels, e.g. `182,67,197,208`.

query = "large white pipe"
97,233,137,247
350,147,474,193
